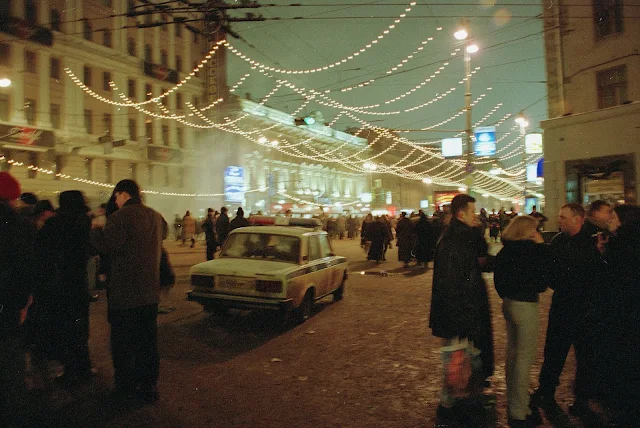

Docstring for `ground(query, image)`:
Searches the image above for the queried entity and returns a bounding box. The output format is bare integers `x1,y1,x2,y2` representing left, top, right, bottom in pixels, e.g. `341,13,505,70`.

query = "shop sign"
585,172,624,194
0,17,53,46
434,191,459,205
147,146,183,163
0,124,55,148
143,61,179,84
473,126,496,157
224,166,245,203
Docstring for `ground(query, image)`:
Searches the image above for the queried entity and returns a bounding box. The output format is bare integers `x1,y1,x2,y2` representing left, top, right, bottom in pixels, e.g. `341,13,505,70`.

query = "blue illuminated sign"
474,126,497,157
224,166,245,203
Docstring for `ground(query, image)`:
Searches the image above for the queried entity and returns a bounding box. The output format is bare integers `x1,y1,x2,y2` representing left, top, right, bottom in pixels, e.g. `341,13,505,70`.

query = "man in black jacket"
229,207,250,231
216,206,230,247
532,203,603,416
430,194,494,411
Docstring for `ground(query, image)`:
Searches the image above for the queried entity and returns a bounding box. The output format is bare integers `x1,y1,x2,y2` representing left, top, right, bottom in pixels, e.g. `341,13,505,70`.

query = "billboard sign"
473,126,496,157
441,137,463,158
526,164,538,182
224,166,245,203
525,133,543,154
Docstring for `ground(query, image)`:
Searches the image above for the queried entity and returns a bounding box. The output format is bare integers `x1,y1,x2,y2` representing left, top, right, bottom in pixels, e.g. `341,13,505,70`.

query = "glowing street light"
466,43,479,54
454,29,468,40
0,78,11,88
422,177,433,184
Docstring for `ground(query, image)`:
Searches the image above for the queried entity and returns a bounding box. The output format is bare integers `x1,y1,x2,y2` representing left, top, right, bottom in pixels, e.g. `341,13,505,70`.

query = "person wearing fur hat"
229,206,249,231
0,172,37,426
34,190,94,386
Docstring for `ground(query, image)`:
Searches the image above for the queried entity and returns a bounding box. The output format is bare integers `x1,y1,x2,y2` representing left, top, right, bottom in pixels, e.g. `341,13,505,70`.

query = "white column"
113,72,127,140
10,43,27,124
37,0,49,25
152,83,162,145
114,1,127,53
74,0,84,35
38,51,51,128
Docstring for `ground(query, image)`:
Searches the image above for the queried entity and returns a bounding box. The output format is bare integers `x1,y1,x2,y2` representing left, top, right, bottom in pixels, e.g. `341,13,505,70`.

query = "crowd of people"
431,194,640,428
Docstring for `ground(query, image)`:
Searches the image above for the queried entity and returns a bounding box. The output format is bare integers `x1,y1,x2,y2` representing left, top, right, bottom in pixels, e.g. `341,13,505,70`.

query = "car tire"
295,289,314,323
333,275,346,301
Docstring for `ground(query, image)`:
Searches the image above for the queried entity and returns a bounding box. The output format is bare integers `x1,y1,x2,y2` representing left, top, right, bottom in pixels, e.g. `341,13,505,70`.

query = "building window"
193,96,199,108
83,66,92,86
50,104,61,129
177,127,184,148
50,9,61,31
597,65,627,108
25,50,37,73
145,84,152,100
163,166,170,186
129,118,137,141
84,158,93,180
175,55,182,72
103,72,112,91
161,88,168,106
25,99,36,125
128,0,135,13
25,0,37,23
127,37,136,56
28,152,38,179
145,120,153,143
103,113,113,136
161,14,168,31
104,160,113,184
83,20,92,41
84,109,93,134
129,163,137,180
594,0,623,39
162,125,169,145
160,50,167,67
176,93,182,110
144,44,152,62
102,29,112,47
0,94,9,121
175,21,182,37
50,57,60,79
145,8,153,25
0,43,10,66
128,79,136,98
54,156,63,180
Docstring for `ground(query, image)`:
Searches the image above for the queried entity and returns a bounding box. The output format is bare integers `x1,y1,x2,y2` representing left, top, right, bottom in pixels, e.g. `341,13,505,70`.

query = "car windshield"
220,233,301,263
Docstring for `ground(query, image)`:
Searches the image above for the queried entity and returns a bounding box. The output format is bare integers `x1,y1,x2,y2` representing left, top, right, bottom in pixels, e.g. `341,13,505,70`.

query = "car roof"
229,226,325,237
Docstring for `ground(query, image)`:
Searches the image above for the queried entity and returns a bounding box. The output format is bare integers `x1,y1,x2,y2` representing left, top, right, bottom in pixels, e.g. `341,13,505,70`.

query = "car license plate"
217,276,255,291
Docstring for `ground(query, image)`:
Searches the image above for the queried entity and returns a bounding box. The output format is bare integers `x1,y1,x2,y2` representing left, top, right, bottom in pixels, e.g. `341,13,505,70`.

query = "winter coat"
0,200,36,336
229,215,250,231
367,221,386,261
395,217,414,262
90,198,167,311
414,215,434,263
181,215,196,237
494,240,551,302
202,216,217,244
216,212,230,244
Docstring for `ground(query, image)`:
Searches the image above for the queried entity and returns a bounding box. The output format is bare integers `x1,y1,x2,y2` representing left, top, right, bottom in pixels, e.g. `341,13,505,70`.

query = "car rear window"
220,233,300,263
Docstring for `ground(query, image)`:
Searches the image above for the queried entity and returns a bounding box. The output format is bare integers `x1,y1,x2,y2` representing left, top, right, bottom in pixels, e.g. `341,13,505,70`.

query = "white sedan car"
187,217,348,323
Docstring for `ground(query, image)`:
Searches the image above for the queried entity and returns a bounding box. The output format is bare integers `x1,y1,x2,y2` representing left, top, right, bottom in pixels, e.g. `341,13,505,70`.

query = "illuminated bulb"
466,44,479,54
454,29,468,40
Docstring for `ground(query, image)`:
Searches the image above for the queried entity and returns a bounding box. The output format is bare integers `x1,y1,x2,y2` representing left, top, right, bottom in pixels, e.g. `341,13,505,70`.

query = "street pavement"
23,236,587,428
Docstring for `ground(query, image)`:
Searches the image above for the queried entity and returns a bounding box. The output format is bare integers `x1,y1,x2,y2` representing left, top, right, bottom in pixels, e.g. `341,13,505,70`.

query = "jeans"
503,299,539,420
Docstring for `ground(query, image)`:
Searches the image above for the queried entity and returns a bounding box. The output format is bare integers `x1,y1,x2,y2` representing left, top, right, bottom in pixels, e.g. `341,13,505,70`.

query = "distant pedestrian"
366,217,386,263
181,211,196,248
395,212,414,267
414,211,433,268
202,208,217,260
90,180,167,403
216,206,230,247
229,207,250,231
529,205,548,231
495,215,551,427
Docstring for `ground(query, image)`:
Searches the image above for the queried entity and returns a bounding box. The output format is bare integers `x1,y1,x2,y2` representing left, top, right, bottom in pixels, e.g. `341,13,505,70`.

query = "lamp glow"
466,44,479,54
454,29,468,40
0,78,11,88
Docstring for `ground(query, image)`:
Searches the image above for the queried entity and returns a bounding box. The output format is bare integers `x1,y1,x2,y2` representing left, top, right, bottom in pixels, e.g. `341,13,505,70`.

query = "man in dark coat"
229,207,249,231
430,194,494,392
91,180,167,403
0,173,37,426
395,212,414,267
216,206,230,246
414,211,434,268
36,190,94,385
202,208,217,260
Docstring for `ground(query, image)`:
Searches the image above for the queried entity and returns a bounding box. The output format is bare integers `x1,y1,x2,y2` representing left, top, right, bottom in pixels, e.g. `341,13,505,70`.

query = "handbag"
159,247,175,287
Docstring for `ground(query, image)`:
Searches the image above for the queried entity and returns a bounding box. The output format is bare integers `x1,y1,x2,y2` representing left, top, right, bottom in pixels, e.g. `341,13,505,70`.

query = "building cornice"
541,102,640,130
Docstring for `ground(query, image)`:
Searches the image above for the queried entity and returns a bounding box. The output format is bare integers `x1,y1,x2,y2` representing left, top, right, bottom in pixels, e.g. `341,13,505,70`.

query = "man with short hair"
583,200,612,238
90,179,167,403
430,194,494,412
532,203,603,415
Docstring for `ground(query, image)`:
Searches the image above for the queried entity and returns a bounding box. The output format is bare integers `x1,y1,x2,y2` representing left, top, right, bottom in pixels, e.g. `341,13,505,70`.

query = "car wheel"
296,289,314,323
333,275,346,301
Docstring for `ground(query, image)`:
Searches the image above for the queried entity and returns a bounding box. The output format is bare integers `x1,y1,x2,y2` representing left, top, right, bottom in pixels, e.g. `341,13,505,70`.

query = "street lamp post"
516,112,529,208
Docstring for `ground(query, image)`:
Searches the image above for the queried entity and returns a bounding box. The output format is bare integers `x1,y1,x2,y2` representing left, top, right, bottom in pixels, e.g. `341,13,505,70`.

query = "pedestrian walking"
531,203,604,417
414,211,434,268
395,212,414,267
216,206,230,247
90,179,167,403
181,211,196,248
494,215,551,427
430,194,494,419
202,208,217,260
0,172,37,427
35,190,95,386
366,217,387,263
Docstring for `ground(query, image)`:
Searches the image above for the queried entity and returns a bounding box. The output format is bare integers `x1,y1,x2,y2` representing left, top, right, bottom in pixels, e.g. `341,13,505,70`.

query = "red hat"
0,172,21,201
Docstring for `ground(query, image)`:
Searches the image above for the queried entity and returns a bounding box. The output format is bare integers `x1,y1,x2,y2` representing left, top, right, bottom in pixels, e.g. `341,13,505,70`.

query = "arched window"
103,29,112,47
144,44,152,62
160,50,167,67
25,0,37,23
83,20,93,41
50,9,61,31
127,37,136,56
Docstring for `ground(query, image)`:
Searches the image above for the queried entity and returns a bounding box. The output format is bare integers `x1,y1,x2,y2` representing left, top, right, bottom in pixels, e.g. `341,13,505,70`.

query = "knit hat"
0,172,21,201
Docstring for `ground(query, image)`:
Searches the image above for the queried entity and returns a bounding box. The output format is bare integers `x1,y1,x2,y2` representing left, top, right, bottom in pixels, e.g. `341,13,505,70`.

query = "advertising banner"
224,166,245,203
473,126,496,157
525,133,543,154
0,124,55,148
441,137,463,158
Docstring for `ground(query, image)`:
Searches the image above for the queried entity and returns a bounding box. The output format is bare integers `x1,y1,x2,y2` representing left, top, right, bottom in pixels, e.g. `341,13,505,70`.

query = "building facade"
542,0,639,229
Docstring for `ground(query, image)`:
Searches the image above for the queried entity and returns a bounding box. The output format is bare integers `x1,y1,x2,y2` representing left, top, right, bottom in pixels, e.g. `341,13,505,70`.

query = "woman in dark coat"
395,212,414,267
367,217,386,262
35,190,94,384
